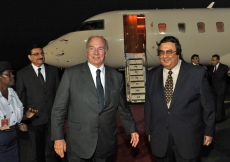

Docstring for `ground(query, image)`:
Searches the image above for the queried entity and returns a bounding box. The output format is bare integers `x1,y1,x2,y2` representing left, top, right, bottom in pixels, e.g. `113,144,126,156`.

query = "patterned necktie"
38,68,45,87
164,70,173,108
96,69,104,110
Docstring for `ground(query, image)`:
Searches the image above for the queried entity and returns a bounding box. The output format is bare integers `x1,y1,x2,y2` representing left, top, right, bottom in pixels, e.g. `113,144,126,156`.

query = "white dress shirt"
213,62,220,73
0,88,24,127
163,60,181,108
31,63,46,81
163,59,182,90
88,62,105,92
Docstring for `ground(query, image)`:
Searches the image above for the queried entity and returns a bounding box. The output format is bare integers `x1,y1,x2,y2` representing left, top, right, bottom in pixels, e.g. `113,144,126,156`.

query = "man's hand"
130,132,139,147
54,139,66,158
203,136,213,146
18,123,27,131
23,108,38,119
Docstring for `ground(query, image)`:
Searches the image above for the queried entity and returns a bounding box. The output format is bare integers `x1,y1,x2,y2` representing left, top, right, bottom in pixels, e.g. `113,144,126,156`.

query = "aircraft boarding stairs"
125,53,146,103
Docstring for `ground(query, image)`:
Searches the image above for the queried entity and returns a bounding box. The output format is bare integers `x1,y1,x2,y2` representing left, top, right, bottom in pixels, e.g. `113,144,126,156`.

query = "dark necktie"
164,70,173,108
96,69,104,110
38,68,45,87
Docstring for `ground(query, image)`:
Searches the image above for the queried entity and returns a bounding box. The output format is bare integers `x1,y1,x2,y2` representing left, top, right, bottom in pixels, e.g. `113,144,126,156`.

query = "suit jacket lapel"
104,66,113,106
44,64,51,89
170,61,189,108
216,63,222,73
28,64,45,88
81,62,98,98
156,66,166,106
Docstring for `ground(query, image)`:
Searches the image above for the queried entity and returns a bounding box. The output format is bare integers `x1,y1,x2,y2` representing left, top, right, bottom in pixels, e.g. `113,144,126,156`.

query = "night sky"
1,0,230,69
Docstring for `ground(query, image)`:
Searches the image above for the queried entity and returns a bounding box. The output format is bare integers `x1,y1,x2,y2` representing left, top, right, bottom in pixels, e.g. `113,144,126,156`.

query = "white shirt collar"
0,88,15,102
215,62,220,69
31,63,44,69
163,59,181,75
88,62,105,88
88,62,105,74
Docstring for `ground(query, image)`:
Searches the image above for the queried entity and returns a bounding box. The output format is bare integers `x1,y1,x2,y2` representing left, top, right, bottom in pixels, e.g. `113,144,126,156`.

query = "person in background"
208,54,230,123
191,54,207,69
145,36,215,162
15,45,60,162
51,36,139,162
0,61,36,162
191,54,200,65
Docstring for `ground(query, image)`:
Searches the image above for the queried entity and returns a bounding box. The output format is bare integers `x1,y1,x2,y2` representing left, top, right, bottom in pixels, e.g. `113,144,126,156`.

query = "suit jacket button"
168,112,170,114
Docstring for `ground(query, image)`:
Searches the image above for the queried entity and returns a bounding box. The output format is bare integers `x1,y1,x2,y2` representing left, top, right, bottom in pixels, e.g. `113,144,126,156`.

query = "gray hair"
86,36,109,52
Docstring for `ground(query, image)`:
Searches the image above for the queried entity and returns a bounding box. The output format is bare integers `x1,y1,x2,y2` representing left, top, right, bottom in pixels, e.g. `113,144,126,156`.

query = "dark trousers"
68,155,113,162
213,94,226,121
28,123,56,162
0,129,19,162
68,144,113,162
156,132,200,162
35,124,46,162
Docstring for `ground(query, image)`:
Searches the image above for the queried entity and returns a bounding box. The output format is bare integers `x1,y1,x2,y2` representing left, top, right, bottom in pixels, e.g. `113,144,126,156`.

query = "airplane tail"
207,2,215,8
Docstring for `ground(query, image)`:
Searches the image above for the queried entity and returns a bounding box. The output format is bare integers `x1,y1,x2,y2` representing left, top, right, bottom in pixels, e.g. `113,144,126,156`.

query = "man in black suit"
208,54,230,123
145,36,215,161
191,54,200,65
51,36,139,162
191,54,207,69
16,45,60,162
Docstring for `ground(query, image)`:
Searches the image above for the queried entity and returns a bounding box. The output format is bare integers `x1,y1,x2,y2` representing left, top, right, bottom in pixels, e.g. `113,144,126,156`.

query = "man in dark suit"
145,36,215,161
208,54,230,123
191,54,207,69
51,36,139,162
16,45,60,162
191,54,200,65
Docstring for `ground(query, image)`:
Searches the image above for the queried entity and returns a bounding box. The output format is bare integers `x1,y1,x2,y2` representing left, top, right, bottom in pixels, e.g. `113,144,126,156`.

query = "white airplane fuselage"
43,8,230,69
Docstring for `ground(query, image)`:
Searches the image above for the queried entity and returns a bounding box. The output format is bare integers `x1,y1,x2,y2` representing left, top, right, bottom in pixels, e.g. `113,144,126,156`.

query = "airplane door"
123,15,146,103
123,15,146,53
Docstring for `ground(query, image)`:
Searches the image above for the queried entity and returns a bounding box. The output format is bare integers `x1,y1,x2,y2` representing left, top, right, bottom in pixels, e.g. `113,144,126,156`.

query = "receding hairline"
86,35,109,51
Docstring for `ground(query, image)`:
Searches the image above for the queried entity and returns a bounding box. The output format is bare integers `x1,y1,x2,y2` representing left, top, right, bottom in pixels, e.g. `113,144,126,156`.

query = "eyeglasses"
158,50,176,56
88,46,105,53
30,52,45,56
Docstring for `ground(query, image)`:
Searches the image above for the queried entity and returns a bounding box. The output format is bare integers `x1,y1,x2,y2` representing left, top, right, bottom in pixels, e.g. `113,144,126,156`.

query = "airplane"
43,3,230,102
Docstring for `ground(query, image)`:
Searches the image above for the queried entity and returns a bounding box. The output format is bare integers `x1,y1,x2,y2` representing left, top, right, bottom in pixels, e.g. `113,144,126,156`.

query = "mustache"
37,58,44,60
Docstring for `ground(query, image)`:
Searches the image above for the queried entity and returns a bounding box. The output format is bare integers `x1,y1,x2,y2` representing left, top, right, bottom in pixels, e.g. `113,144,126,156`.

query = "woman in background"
0,61,36,162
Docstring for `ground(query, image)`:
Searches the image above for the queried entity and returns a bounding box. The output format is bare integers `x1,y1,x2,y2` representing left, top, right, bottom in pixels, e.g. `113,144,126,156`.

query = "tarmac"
201,92,230,162
18,91,230,162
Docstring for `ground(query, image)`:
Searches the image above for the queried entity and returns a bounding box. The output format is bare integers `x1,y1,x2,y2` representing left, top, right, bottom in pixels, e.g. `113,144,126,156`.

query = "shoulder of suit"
16,64,32,73
148,65,162,73
44,63,58,70
188,63,204,73
66,62,85,71
220,63,228,68
105,65,117,72
187,64,207,78
104,65,122,77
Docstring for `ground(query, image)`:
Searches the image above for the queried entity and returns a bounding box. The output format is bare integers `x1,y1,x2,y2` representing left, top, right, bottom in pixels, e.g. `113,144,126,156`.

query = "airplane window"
197,22,205,33
158,23,166,34
216,22,224,32
178,23,185,33
78,20,104,31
